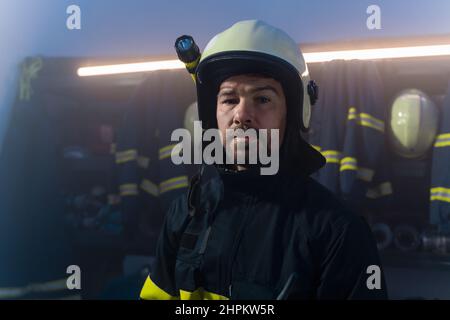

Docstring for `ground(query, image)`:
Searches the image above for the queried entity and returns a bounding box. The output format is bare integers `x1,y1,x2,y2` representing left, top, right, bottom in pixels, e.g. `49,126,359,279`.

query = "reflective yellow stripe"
159,176,189,194
340,157,357,169
340,157,356,164
325,158,340,164
137,156,150,169
179,288,229,300
140,276,179,300
431,187,450,194
430,187,450,203
115,149,138,164
339,157,374,182
180,289,202,300
121,177,189,197
367,182,393,199
435,141,450,148
434,134,450,148
321,150,341,164
119,183,139,196
360,113,384,128
436,133,450,139
139,277,229,301
430,195,450,203
348,107,384,133
361,120,384,132
141,179,159,197
0,278,68,299
115,149,138,163
340,164,358,171
159,144,178,160
350,116,385,132
321,150,341,156
311,145,322,152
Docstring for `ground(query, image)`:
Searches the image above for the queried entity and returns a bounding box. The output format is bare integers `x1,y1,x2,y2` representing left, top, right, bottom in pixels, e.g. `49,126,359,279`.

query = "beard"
223,125,274,166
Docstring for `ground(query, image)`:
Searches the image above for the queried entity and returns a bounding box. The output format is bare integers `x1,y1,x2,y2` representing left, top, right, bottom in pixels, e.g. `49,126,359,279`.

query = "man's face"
216,74,287,167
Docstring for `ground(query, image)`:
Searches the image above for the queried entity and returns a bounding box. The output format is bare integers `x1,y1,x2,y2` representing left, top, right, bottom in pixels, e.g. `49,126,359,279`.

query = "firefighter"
430,83,450,232
140,20,387,300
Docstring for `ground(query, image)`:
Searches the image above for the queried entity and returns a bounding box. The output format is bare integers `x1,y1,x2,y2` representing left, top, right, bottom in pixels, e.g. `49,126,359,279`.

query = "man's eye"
256,96,271,104
221,98,238,105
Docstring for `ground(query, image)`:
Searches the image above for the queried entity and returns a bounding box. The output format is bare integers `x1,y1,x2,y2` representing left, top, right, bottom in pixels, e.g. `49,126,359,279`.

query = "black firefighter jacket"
140,165,388,300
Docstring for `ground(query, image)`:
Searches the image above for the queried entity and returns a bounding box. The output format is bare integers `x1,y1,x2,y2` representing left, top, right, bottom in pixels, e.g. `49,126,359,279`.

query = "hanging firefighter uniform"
430,80,450,232
114,69,199,237
308,60,393,208
0,57,79,299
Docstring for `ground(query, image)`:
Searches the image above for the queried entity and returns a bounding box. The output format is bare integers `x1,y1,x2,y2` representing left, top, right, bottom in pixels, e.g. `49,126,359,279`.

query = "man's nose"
233,98,253,126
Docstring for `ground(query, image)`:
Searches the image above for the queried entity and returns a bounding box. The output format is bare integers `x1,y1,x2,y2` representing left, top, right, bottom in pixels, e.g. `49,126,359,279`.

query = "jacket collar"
215,165,290,198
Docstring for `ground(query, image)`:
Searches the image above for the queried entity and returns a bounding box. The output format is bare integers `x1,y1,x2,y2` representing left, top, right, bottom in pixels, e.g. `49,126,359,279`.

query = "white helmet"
389,89,439,159
195,20,324,174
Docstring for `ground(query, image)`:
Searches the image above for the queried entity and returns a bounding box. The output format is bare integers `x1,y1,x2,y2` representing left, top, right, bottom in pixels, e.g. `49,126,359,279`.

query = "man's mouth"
234,136,253,142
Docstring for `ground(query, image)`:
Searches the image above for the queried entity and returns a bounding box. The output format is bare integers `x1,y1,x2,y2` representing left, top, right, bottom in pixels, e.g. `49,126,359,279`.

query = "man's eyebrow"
218,85,280,97
248,85,280,96
217,88,236,98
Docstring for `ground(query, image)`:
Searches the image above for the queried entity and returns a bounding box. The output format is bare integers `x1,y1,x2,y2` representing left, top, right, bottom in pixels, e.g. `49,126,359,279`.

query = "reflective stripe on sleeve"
159,176,189,194
115,149,138,164
430,187,450,203
434,133,450,148
159,144,178,160
339,156,375,182
140,276,179,300
348,107,385,133
119,183,139,196
321,150,342,164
